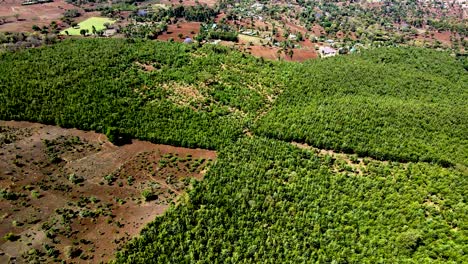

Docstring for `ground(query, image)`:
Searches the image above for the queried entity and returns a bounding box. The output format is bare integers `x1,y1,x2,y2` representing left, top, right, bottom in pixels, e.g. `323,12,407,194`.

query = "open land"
0,0,80,32
156,21,200,41
0,121,216,263
60,17,115,35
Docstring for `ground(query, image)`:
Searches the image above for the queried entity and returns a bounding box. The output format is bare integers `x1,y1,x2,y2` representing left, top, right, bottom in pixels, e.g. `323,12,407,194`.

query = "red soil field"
0,121,216,263
157,21,200,41
0,0,80,32
246,45,317,62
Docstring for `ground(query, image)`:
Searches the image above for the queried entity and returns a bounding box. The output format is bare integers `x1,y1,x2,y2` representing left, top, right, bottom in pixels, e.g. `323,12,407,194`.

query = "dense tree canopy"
115,138,468,263
0,39,467,263
0,39,283,150
254,47,468,167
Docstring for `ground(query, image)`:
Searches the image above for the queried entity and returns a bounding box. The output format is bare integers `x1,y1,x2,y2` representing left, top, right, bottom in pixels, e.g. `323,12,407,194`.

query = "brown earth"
240,43,317,62
0,121,216,263
157,21,200,41
0,0,82,32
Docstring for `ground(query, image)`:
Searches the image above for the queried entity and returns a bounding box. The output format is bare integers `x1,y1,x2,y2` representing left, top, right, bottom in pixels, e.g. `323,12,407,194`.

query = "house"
103,29,117,37
184,37,193,44
319,46,337,58
288,34,297,41
251,3,264,12
137,10,148,17
241,30,255,36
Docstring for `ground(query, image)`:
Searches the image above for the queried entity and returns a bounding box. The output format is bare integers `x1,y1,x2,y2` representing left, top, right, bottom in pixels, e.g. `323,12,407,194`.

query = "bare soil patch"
0,121,216,263
246,45,317,62
157,21,200,41
0,0,80,32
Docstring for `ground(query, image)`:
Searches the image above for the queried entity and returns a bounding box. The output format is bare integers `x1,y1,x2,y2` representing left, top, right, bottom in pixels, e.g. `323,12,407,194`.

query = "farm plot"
60,17,115,35
0,121,215,263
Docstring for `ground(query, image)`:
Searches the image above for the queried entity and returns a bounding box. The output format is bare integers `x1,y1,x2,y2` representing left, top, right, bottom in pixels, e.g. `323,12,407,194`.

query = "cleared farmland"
60,17,115,35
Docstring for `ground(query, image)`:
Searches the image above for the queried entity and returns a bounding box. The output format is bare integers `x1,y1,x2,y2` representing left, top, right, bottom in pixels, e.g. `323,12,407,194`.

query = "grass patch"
60,17,115,36
238,34,264,45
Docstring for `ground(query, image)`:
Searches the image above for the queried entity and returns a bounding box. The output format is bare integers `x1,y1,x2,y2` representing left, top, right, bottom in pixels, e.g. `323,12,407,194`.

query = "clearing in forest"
60,17,115,35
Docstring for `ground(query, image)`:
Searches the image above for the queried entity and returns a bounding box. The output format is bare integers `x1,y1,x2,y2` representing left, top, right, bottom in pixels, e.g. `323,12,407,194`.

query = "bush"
141,189,157,201
64,246,82,259
3,232,20,241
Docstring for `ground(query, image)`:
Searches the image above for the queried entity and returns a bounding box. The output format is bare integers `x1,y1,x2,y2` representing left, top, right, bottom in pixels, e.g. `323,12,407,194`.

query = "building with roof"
319,46,337,58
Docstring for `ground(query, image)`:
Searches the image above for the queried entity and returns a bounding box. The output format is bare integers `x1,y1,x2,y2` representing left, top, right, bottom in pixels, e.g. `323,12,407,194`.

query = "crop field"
0,121,215,262
238,34,265,46
60,17,115,35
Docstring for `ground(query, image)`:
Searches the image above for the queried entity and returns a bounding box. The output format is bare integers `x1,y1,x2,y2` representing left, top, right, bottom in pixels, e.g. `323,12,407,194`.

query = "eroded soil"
0,121,216,263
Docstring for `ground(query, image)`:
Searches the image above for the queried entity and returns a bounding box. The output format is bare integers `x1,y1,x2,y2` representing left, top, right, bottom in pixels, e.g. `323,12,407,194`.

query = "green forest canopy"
0,39,284,149
254,48,468,167
0,39,467,262
0,39,466,166
115,138,467,263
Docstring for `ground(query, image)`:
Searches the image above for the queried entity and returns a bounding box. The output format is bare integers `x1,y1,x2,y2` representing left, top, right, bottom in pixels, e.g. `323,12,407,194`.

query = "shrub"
141,189,157,201
3,232,20,241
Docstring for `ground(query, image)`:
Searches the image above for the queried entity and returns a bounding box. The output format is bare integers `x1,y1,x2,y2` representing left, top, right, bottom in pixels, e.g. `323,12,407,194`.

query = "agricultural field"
0,121,215,262
156,21,200,42
60,17,115,35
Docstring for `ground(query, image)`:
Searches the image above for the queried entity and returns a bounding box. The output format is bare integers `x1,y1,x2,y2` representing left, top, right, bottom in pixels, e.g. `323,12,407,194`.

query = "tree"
14,13,20,21
32,25,41,32
80,29,87,36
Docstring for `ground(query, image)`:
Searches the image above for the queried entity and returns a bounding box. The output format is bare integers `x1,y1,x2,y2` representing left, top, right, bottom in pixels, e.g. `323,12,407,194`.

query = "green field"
60,17,115,35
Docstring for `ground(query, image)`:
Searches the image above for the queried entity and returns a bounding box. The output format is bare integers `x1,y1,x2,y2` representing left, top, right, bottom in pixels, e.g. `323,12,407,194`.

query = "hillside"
0,39,467,262
254,47,468,167
1,39,466,165
115,138,467,263
0,39,285,149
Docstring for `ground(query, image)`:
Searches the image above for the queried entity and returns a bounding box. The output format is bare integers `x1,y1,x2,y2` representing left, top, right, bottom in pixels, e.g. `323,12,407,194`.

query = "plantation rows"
254,48,468,166
1,39,465,165
115,138,467,263
0,39,467,262
0,39,284,149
